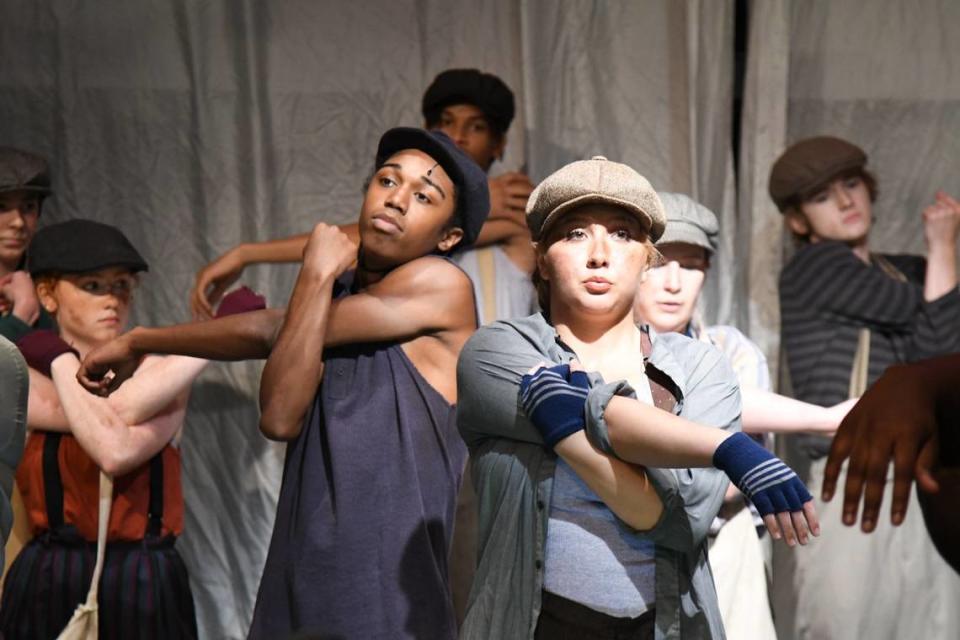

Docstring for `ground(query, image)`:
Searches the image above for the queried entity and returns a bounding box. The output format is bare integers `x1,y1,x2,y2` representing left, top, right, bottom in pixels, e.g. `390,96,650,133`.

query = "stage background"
1,0,957,636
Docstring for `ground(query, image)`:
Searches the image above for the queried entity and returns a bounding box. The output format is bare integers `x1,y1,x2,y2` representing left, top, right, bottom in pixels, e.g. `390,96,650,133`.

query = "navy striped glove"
519,364,591,449
713,432,813,516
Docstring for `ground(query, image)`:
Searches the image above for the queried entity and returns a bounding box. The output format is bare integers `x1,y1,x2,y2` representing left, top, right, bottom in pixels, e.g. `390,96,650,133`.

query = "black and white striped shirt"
779,240,960,459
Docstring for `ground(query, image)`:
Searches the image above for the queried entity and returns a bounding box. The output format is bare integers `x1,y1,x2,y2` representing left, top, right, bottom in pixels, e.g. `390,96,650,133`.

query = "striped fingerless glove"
712,432,813,516
519,364,591,449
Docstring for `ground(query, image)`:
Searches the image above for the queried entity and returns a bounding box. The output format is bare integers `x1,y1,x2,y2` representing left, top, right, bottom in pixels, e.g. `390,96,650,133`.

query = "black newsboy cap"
28,219,149,276
0,147,52,196
421,68,515,135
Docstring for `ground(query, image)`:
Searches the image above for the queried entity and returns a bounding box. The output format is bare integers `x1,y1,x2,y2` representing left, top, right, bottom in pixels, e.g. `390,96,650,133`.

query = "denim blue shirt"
456,313,740,640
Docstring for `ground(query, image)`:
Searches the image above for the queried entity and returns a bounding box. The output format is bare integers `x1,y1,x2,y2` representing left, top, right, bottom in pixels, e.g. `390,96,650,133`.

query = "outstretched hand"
713,432,820,546
822,363,940,532
190,247,247,320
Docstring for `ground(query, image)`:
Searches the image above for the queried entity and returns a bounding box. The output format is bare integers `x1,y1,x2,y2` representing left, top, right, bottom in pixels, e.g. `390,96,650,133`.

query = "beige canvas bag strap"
56,471,113,639
848,255,908,399
848,328,871,399
475,247,498,324
87,471,113,605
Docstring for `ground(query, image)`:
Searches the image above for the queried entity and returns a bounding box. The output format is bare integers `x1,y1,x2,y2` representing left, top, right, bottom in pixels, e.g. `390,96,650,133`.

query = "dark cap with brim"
769,136,867,212
28,219,148,276
0,147,52,196
421,68,515,135
376,127,490,248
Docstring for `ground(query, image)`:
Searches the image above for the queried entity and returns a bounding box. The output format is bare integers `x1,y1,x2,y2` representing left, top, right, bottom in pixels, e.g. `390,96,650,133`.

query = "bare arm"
26,368,69,430
258,224,354,441
741,387,855,435
555,432,664,531
190,224,360,318
261,225,475,439
48,355,187,475
102,354,209,425
604,396,730,467
77,308,285,393
923,191,960,302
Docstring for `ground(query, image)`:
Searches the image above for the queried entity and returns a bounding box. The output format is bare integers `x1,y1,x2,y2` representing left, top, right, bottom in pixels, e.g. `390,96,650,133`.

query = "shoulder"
368,255,474,302
462,313,550,358
781,241,853,277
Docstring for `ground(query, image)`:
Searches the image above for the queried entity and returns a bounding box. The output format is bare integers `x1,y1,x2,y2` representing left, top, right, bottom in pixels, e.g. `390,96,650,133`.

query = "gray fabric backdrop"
1,1,957,637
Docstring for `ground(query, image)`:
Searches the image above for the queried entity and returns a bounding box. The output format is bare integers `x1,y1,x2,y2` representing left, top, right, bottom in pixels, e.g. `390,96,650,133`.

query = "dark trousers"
535,591,656,640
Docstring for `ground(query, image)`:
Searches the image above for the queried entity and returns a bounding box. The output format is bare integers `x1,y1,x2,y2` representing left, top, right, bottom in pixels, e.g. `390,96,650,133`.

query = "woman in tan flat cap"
457,157,818,640
771,135,960,640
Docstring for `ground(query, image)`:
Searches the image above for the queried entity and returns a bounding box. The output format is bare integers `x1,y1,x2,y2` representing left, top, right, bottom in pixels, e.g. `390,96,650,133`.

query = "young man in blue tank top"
75,127,490,639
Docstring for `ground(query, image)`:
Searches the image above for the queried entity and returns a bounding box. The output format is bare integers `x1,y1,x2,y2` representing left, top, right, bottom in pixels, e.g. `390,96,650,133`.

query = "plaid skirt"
0,529,197,640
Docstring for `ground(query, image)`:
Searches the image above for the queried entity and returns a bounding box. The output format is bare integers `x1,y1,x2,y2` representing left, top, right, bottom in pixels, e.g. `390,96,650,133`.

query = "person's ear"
437,226,464,253
492,135,507,162
785,208,810,236
536,244,551,282
36,278,58,314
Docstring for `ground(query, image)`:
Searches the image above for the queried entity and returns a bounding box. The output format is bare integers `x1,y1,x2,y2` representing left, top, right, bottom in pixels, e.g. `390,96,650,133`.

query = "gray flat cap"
656,192,719,253
525,156,665,242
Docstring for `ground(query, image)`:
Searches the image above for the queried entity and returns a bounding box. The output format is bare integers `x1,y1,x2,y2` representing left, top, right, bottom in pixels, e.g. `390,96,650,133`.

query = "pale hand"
0,270,40,325
190,247,247,320
923,191,960,249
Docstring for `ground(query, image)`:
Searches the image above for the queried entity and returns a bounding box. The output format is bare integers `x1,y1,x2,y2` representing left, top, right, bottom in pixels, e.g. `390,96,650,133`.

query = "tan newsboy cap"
768,136,867,212
525,156,665,242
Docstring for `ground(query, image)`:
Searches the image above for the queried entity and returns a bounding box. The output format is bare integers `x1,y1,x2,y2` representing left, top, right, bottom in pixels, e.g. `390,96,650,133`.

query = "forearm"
26,368,69,430
924,243,958,302
236,233,310,265
106,355,208,425
51,356,179,475
259,267,337,440
604,396,730,467
741,386,841,434
126,309,284,360
474,219,527,248
555,432,663,530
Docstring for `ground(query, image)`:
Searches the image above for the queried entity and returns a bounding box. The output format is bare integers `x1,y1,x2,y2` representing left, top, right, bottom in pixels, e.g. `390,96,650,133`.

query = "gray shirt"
456,313,740,640
0,336,28,565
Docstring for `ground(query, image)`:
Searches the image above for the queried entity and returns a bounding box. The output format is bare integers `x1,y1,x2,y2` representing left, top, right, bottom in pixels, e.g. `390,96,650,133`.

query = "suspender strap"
640,328,680,413
43,432,165,538
147,452,164,538
42,432,65,530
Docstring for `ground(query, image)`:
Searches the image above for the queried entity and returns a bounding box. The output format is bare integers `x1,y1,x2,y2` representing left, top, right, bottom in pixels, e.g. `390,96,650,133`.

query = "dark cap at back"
0,147,52,196
421,69,515,135
28,219,148,276
768,136,867,212
376,127,490,248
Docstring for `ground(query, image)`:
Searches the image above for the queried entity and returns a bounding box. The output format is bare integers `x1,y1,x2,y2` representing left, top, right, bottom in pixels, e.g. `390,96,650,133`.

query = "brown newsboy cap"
0,147,52,196
526,156,665,242
768,136,867,212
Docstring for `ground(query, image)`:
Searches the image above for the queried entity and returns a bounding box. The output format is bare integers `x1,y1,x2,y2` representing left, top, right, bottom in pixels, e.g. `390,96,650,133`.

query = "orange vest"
16,431,184,542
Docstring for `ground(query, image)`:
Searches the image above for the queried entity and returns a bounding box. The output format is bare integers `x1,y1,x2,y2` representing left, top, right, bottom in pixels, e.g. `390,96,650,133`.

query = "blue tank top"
248,276,466,639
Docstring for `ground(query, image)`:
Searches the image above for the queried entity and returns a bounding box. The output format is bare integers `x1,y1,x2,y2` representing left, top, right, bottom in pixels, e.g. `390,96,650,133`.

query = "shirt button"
536,500,545,510
535,559,543,569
